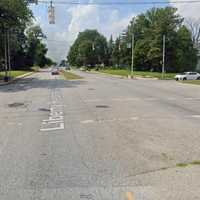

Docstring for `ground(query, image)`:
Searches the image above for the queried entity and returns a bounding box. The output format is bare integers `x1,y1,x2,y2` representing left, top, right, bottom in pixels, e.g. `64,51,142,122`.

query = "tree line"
0,0,53,71
68,7,198,73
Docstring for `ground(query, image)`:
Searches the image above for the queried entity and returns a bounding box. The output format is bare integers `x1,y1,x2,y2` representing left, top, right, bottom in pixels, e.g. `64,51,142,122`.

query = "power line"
37,0,200,5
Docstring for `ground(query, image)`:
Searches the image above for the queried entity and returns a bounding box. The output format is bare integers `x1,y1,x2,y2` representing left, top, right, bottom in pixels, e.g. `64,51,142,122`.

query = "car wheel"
183,77,187,81
176,78,179,81
197,77,200,80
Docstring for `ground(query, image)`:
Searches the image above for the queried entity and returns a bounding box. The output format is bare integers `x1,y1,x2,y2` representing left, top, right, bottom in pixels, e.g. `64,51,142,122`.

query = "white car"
175,72,200,81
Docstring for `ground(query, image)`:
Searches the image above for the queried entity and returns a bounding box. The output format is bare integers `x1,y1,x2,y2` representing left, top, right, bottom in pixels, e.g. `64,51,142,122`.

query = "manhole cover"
8,102,25,108
39,108,50,112
96,105,109,108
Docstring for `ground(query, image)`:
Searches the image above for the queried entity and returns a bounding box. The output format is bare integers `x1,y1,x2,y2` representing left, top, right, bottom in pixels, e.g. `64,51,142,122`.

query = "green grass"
190,160,200,165
181,80,200,85
98,69,176,79
62,71,83,80
0,70,32,80
176,163,189,167
176,160,200,168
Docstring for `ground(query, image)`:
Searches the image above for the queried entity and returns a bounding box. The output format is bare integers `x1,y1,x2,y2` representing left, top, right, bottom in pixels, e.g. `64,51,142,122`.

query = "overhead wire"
37,0,200,5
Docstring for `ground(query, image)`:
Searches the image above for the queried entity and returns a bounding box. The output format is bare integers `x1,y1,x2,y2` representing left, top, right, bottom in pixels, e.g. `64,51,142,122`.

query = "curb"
86,70,159,80
85,70,125,79
0,72,34,86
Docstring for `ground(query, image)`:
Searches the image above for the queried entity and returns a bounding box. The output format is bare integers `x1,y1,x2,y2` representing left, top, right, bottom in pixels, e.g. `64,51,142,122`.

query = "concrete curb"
85,70,126,79
86,70,159,80
0,72,34,86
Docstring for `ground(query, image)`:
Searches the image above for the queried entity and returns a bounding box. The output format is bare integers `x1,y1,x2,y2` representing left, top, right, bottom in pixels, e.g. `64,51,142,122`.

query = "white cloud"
103,10,135,39
33,2,135,62
170,1,200,19
67,5,100,42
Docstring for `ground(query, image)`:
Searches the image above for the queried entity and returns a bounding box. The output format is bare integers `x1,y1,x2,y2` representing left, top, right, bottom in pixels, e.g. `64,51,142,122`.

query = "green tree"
174,25,197,72
67,29,108,68
114,7,197,72
0,0,33,70
25,25,48,68
112,37,121,67
108,35,114,66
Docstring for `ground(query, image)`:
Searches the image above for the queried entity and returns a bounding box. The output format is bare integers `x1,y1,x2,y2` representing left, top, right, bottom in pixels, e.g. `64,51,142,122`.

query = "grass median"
61,70,83,80
0,70,32,80
98,69,176,80
180,80,200,85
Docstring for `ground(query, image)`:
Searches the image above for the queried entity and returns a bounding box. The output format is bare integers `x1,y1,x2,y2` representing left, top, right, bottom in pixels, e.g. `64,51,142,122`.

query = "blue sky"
29,0,200,62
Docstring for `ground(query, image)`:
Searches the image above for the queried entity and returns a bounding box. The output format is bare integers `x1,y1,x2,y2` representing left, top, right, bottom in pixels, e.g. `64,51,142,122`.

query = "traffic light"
48,1,55,24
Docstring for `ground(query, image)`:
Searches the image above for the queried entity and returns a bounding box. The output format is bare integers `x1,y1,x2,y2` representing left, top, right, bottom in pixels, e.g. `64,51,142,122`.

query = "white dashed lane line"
84,97,200,103
80,115,200,125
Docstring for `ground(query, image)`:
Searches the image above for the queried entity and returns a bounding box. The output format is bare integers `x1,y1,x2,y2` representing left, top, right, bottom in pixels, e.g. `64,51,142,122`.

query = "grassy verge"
176,160,200,168
62,71,83,80
180,80,200,85
0,70,32,80
98,69,176,79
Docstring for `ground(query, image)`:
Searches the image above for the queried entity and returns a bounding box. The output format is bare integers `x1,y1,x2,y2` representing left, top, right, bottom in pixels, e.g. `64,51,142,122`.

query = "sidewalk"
0,72,34,86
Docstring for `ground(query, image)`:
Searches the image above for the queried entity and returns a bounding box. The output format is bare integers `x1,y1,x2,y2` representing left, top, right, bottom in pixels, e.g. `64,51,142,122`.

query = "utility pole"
7,30,11,78
162,34,166,79
48,1,55,24
4,29,8,80
131,33,134,78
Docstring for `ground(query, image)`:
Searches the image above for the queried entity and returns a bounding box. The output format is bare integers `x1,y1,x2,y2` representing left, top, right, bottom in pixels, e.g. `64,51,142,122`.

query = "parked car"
51,68,59,75
175,72,200,81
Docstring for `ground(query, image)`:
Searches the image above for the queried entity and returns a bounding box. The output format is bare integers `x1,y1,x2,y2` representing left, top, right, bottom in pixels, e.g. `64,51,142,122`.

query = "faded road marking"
130,117,139,120
80,120,94,124
190,115,200,118
40,123,64,132
80,117,140,124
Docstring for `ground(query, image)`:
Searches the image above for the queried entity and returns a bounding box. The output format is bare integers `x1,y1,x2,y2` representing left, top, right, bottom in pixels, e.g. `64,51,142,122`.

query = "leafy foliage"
67,30,108,68
0,1,52,71
68,7,198,73
111,7,197,72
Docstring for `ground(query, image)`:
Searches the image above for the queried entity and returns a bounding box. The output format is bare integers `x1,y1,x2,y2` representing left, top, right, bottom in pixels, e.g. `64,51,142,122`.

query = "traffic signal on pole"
48,3,55,24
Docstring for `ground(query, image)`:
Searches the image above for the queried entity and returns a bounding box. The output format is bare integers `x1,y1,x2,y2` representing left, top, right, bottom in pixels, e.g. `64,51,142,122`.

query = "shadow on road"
0,76,87,93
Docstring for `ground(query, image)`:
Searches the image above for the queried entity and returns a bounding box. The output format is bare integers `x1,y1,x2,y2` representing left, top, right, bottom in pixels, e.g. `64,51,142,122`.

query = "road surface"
0,69,200,199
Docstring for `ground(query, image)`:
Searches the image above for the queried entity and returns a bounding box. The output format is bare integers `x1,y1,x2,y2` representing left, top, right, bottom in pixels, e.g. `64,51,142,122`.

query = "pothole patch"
8,102,25,108
39,108,50,112
96,105,109,108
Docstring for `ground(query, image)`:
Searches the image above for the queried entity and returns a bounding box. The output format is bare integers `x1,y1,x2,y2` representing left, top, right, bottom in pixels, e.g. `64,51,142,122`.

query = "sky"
30,0,200,62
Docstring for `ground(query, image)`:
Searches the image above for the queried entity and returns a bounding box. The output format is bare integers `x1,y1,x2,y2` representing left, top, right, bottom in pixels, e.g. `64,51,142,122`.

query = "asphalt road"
1,69,200,199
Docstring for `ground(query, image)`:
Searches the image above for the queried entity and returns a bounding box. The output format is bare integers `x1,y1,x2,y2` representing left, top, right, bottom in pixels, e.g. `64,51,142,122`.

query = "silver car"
175,72,200,81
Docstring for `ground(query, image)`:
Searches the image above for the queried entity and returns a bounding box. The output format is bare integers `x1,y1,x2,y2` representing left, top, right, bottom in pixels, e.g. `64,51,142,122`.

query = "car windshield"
1,0,200,199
